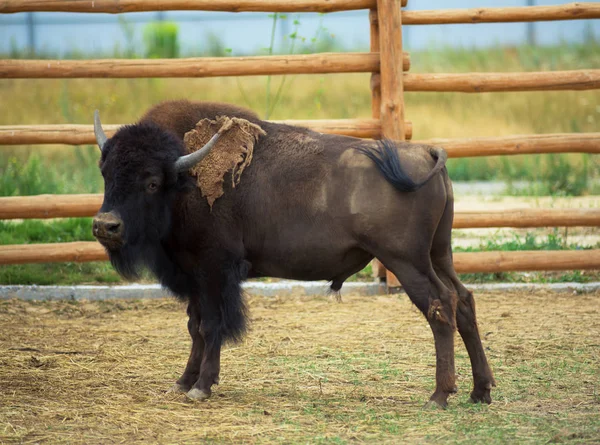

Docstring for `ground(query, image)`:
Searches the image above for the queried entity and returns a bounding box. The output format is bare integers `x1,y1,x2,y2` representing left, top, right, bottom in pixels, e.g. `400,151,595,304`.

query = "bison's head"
92,111,219,279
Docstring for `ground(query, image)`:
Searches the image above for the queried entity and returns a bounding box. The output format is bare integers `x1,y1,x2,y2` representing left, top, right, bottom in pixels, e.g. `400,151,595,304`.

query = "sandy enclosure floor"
1,291,599,444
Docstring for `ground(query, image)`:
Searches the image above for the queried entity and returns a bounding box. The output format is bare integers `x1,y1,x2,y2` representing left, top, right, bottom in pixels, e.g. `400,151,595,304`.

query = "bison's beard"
104,203,176,282
106,241,156,281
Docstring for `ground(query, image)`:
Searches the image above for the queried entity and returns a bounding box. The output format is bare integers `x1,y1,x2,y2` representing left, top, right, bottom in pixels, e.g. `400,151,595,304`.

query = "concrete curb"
1,281,598,301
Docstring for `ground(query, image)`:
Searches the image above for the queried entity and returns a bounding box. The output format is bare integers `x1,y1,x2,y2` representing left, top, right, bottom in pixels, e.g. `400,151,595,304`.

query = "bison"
92,100,494,408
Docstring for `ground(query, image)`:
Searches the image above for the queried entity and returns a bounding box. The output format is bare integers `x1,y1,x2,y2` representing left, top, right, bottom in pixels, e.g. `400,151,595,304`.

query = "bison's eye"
145,178,160,194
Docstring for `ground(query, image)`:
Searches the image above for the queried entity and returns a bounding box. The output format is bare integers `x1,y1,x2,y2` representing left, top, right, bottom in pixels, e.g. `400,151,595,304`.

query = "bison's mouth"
95,234,125,251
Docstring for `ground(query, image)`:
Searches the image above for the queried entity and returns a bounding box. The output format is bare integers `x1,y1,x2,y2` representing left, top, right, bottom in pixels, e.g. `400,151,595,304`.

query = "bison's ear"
174,133,220,173
94,110,108,152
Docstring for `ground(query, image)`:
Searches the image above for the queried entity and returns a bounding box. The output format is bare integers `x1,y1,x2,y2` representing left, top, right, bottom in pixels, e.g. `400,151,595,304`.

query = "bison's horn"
94,110,108,152
174,133,220,173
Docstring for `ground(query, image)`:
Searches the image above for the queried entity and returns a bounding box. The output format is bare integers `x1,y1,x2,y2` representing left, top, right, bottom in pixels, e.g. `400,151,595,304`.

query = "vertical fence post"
377,0,406,288
369,9,388,280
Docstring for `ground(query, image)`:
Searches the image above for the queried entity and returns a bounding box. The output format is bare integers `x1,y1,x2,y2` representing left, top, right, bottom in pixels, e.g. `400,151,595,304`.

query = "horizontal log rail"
0,52,410,79
2,194,599,228
2,126,596,158
404,70,600,93
414,133,600,157
403,3,600,25
1,242,598,272
452,208,600,229
0,0,407,13
0,119,413,144
0,242,106,264
0,194,103,219
274,119,410,140
453,250,600,274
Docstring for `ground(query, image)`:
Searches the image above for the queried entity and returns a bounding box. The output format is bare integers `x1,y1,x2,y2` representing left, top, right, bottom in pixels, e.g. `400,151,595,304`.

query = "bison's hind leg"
432,253,496,404
372,251,458,408
430,173,495,404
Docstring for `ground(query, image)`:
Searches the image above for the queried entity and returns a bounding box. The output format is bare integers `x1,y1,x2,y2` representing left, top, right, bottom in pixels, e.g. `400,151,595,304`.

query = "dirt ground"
1,290,599,444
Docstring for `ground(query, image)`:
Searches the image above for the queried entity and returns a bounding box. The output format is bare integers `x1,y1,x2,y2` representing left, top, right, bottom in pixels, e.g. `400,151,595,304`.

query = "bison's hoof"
186,388,211,401
167,383,188,394
468,390,492,405
469,381,493,404
423,400,447,410
423,400,448,411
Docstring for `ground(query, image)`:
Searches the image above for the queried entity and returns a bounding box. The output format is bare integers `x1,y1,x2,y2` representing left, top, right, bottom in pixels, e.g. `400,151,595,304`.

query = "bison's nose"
93,212,124,247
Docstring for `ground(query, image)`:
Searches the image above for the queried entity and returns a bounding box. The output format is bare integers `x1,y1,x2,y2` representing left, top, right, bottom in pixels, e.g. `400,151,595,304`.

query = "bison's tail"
357,139,447,193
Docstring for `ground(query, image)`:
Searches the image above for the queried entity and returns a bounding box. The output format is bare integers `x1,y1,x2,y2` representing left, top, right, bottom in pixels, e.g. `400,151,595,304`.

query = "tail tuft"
356,140,421,192
356,140,447,193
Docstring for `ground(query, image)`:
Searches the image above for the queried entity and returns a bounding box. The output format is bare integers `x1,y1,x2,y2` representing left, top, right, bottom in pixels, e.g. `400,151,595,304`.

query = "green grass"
0,262,120,286
0,218,94,244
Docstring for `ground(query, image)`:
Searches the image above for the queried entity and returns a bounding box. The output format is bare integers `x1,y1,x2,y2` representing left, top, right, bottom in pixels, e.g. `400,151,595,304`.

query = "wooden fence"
1,0,600,280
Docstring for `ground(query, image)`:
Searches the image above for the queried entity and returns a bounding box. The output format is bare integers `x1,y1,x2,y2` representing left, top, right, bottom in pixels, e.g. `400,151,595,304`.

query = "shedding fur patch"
184,116,266,208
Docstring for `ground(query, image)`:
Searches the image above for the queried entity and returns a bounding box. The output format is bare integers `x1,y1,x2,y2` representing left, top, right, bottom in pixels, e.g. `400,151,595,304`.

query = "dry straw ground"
1,290,599,444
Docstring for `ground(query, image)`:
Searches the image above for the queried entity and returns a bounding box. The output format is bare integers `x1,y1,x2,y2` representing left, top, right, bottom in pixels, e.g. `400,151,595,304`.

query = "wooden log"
1,241,599,273
369,10,387,279
0,242,107,265
369,10,382,121
0,53,410,79
377,0,406,287
0,0,407,13
273,119,412,140
0,124,121,145
414,133,600,157
453,208,600,229
403,70,600,93
0,194,103,220
453,250,600,274
403,3,600,25
3,195,598,228
377,0,406,142
0,120,412,145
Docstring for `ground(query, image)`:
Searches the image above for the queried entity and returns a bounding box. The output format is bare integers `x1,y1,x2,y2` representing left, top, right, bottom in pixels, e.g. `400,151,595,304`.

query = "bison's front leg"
185,259,248,401
186,320,222,401
171,302,205,393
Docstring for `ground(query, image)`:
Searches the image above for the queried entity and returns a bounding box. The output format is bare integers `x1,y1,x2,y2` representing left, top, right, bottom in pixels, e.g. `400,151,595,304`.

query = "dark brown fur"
93,100,495,407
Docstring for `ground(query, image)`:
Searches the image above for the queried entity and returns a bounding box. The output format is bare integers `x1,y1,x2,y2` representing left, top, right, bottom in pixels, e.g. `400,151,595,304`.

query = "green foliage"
202,31,231,57
413,42,600,72
261,13,341,118
115,16,137,58
454,229,593,253
500,154,595,196
0,262,119,285
0,218,95,244
0,154,60,196
540,153,590,196
143,22,180,59
0,146,103,196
